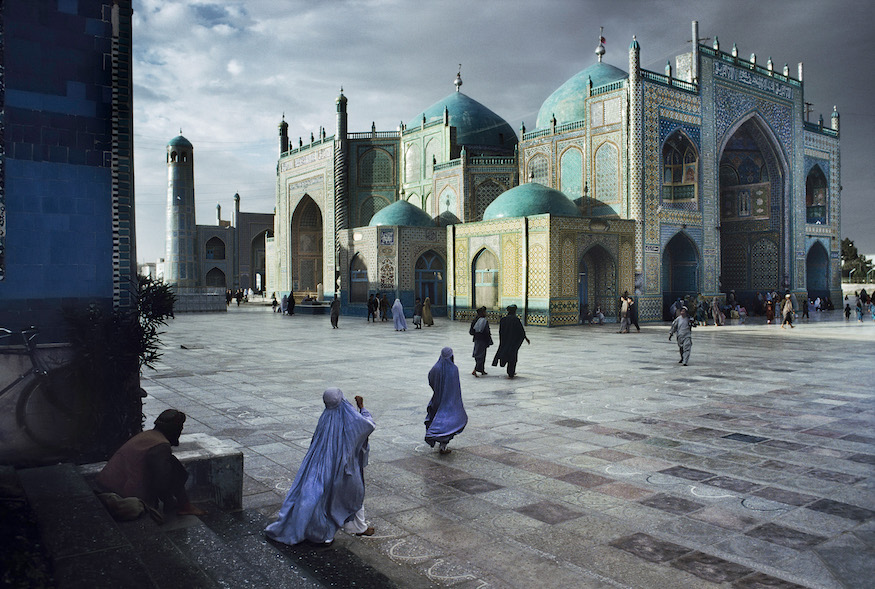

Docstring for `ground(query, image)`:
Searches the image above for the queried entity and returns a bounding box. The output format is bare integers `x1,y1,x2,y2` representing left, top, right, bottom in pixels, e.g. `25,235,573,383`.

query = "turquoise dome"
536,61,627,128
168,134,193,148
369,200,434,227
409,91,517,151
482,183,581,220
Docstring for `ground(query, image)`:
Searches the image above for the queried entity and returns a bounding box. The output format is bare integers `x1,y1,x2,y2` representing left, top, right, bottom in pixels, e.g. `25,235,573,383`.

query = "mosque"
163,135,274,295
265,21,841,324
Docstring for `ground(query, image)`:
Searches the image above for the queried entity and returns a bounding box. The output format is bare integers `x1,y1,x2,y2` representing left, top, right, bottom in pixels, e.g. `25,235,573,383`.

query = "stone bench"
78,432,243,510
295,301,331,315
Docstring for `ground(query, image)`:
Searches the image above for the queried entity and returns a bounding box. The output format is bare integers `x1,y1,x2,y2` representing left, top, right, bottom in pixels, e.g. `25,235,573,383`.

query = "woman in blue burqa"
424,347,468,454
265,388,375,545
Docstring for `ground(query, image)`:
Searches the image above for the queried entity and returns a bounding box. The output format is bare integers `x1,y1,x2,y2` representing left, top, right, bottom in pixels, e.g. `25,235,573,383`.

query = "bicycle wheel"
15,372,90,451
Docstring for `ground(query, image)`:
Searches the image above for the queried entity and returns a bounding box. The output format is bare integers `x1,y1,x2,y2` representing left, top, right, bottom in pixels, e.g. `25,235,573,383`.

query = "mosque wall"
803,129,841,301
401,122,451,212
348,139,399,227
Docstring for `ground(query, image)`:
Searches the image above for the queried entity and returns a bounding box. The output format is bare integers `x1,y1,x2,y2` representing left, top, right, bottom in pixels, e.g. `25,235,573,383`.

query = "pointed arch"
205,236,225,260
415,250,445,306
472,248,500,310
559,146,583,199
205,267,226,288
662,231,700,319
527,154,549,185
291,195,323,293
661,130,698,203
594,141,619,204
579,244,616,319
805,164,827,224
349,253,369,303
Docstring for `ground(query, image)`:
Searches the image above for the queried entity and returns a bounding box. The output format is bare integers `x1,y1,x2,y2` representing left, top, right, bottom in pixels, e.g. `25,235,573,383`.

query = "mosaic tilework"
528,153,550,185
528,237,549,297
594,142,619,204
398,227,447,291
474,179,504,222
502,236,519,297
454,242,468,295
561,235,576,296
714,85,792,152
750,238,778,290
379,258,395,289
559,147,583,199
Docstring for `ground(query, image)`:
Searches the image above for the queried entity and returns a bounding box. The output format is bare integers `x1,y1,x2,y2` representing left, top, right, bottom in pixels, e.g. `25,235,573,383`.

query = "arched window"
594,142,619,203
528,155,549,185
806,165,827,224
359,148,393,185
560,148,583,198
473,249,499,310
438,187,457,219
424,139,439,178
662,132,697,202
349,254,368,303
205,268,226,288
170,151,178,163
415,251,445,306
205,237,225,260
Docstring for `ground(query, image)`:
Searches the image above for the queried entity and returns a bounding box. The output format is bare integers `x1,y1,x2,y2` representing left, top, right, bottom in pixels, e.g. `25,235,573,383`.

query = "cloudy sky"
131,0,875,263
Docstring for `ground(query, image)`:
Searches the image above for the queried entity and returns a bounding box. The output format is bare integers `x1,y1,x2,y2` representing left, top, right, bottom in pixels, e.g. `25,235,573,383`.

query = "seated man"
96,409,206,515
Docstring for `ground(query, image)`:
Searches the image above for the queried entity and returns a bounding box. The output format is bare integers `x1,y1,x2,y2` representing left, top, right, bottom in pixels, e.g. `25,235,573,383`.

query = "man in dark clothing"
413,298,423,329
627,293,641,332
287,293,295,315
96,410,206,515
491,305,530,378
366,294,377,322
379,295,389,321
469,306,493,376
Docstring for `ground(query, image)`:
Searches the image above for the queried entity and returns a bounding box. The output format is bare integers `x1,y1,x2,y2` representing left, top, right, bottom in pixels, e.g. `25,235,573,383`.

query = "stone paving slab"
142,307,875,588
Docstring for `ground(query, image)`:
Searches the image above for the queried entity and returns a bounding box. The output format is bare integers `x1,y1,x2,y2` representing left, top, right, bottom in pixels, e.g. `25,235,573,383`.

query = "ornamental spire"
595,26,606,62
454,64,463,92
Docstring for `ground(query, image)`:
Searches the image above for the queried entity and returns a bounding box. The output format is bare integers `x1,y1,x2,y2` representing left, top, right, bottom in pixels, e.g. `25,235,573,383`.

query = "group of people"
845,289,874,322
466,304,530,379
227,288,255,306
271,292,296,315
617,292,640,333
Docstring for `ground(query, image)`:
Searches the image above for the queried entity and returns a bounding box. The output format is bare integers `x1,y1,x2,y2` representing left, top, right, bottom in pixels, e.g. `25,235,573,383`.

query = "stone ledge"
78,433,244,510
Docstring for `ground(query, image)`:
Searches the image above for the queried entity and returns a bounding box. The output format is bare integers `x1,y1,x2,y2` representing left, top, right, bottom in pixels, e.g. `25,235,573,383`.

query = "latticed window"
299,199,321,228
560,148,583,198
359,196,389,225
528,155,549,185
474,180,503,221
359,148,393,185
415,251,445,305
594,143,618,203
662,132,697,202
805,165,827,224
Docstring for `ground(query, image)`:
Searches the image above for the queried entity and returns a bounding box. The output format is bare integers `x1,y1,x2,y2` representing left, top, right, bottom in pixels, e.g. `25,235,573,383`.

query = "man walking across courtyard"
492,305,530,378
669,306,693,366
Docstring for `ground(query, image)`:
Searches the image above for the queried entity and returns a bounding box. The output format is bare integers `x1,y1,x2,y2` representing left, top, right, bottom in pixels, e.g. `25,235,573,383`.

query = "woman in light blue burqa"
425,347,468,454
265,388,375,544
392,298,408,331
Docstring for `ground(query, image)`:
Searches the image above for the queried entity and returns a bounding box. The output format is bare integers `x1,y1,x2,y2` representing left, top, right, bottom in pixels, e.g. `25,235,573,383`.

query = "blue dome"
369,200,434,227
409,91,517,151
168,134,193,148
536,62,627,128
482,183,581,220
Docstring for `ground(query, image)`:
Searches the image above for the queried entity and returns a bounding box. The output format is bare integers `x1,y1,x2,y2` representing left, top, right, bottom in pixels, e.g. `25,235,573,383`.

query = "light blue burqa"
392,299,408,331
265,388,374,545
425,347,468,446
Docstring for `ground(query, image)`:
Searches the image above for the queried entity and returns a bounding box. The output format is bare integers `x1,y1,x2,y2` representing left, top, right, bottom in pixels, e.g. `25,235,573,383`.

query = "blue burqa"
265,388,374,545
392,299,408,331
425,347,468,446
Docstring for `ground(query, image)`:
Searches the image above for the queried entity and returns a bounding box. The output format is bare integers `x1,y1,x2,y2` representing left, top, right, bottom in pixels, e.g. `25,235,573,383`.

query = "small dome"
369,200,434,227
408,91,517,152
434,210,461,226
536,62,627,128
168,134,193,148
482,183,581,221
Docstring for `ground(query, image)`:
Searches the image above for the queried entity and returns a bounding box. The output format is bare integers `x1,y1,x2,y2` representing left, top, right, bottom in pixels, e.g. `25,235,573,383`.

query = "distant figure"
379,295,389,322
422,297,434,326
366,294,378,322
710,297,723,326
271,293,278,313
801,296,809,320
765,299,775,324
425,347,467,454
392,298,407,331
281,295,288,314
856,299,864,322
593,304,605,325
781,294,795,329
265,389,375,545
492,305,530,379
96,410,206,516
235,289,243,306
844,304,852,321
413,298,423,329
618,293,631,333
287,294,295,316
226,289,232,306
628,293,640,332
330,297,340,328
669,307,693,366
469,306,493,377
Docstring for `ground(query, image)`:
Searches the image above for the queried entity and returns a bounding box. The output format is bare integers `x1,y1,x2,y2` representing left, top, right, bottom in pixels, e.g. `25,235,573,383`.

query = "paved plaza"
142,305,874,588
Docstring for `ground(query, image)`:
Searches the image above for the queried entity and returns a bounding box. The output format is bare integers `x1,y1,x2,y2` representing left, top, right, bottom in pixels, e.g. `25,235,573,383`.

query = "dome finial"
454,64,463,92
595,26,606,62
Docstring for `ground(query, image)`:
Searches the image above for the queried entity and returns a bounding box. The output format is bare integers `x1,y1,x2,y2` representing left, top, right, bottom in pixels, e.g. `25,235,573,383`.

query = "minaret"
278,115,289,156
233,192,240,289
164,133,198,287
334,88,349,296
628,35,644,279
831,105,840,134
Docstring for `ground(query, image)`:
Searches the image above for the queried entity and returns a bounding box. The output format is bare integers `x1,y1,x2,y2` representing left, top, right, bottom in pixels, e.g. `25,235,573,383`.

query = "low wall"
174,291,227,313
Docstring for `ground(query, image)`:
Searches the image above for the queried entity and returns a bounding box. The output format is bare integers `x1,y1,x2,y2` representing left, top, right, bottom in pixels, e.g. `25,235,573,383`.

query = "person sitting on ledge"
96,409,206,516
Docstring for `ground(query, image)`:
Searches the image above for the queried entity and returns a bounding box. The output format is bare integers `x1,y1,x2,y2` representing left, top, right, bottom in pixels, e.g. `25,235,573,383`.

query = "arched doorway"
579,245,616,321
806,241,830,301
205,267,226,288
415,251,445,305
349,254,368,303
291,195,322,294
473,249,499,310
250,229,271,294
719,116,787,296
662,233,699,319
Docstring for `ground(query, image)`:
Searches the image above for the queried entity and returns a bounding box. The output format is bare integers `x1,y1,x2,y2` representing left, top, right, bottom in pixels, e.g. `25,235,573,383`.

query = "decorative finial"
713,36,719,51
767,57,773,72
731,43,738,58
454,65,463,92
179,127,182,135
595,26,606,62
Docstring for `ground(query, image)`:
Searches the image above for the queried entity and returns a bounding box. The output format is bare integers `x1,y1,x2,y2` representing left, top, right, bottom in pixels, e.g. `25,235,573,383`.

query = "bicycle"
0,326,89,452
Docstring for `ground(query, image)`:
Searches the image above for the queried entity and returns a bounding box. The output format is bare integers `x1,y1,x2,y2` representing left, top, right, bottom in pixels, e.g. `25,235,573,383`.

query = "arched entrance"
349,254,368,303
578,245,616,321
415,251,445,306
806,241,830,301
291,195,322,295
250,229,271,293
718,116,787,297
662,232,699,319
473,249,499,310
205,267,226,288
